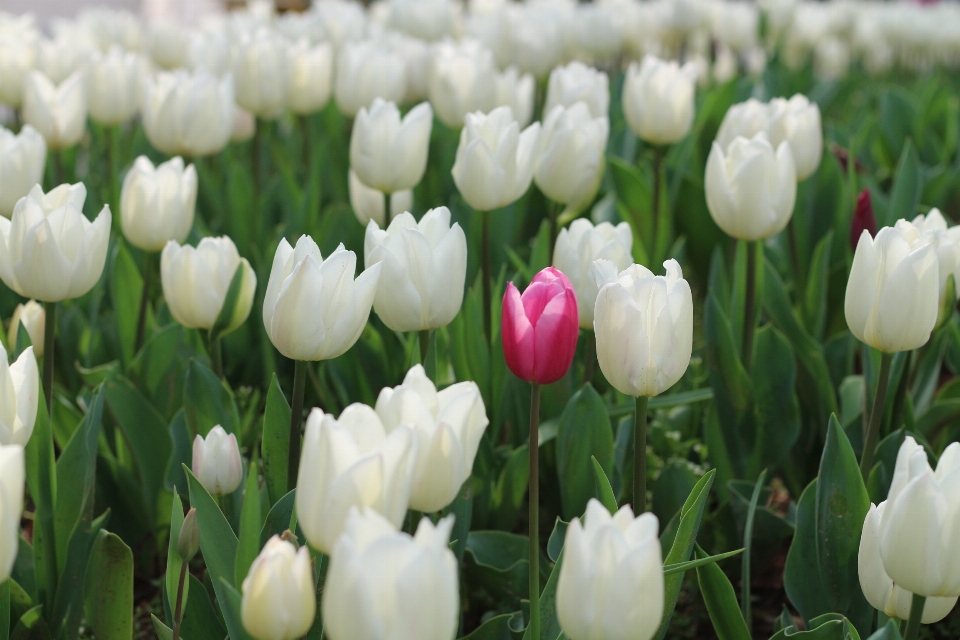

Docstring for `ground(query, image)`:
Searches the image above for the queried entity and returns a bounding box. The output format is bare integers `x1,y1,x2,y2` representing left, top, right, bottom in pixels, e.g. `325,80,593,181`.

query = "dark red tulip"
850,189,878,251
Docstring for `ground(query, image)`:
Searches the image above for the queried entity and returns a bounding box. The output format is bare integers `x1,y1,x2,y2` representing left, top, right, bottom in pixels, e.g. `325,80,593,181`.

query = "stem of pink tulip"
482,211,492,343
860,352,893,481
903,593,925,640
288,360,307,492
134,252,154,354
634,395,649,513
42,301,56,415
528,382,541,640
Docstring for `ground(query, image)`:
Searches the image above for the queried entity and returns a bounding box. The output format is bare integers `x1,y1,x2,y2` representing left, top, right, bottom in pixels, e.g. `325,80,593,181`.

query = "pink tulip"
502,266,579,385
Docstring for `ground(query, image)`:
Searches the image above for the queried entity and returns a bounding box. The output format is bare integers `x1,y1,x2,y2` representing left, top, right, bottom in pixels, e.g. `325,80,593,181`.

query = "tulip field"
3,0,960,639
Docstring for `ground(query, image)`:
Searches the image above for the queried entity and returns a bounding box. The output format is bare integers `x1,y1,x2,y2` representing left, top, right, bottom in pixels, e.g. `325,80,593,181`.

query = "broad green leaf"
180,574,227,640
803,231,834,341
13,322,32,361
556,384,614,519
150,615,173,640
886,140,922,226
694,545,751,640
184,358,240,437
109,239,144,365
784,480,831,625
463,612,524,640
750,327,801,476
607,388,714,419
11,605,49,640
769,614,847,640
83,531,133,640
24,387,56,611
865,620,903,640
465,531,530,602
260,489,296,548
0,579,8,640
652,460,700,531
210,262,253,342
261,374,292,506
164,493,187,624
546,519,568,564
520,551,563,640
591,456,618,515
50,510,109,640
217,578,255,640
235,463,262,590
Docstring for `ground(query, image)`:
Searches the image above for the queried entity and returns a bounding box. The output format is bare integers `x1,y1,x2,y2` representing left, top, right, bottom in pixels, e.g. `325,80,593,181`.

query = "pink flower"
502,266,579,384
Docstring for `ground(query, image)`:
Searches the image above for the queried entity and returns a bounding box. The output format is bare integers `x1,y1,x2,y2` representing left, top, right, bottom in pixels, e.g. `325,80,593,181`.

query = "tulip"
233,28,290,119
0,347,39,447
349,170,413,228
36,35,94,86
187,28,234,78
375,364,488,512
544,61,610,120
388,0,461,42
323,509,458,640
553,220,633,329
0,28,37,108
288,39,334,115
390,33,431,104
534,102,609,211
494,66,535,129
0,444,25,584
142,70,235,157
622,55,698,146
148,22,189,71
334,41,407,118
768,94,823,181
903,209,960,310
350,99,433,195
428,39,498,128
192,425,243,497
557,499,664,640
178,508,200,562
241,536,316,640
232,107,257,144
714,98,771,152
0,125,46,219
21,70,87,150
8,302,45,358
121,156,198,253
705,133,798,241
507,6,566,78
849,189,877,252
87,46,142,126
364,207,467,336
295,406,416,554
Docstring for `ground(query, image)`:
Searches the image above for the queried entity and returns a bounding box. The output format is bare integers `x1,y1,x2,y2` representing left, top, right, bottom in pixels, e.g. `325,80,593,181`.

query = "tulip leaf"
260,489,297,548
180,574,227,640
749,326,801,476
449,275,492,404
546,519,568,564
803,231,834,342
784,480,832,625
663,547,744,576
83,531,133,640
885,139,922,227
11,605,49,640
865,620,903,640
184,358,241,438
109,239,144,365
210,262,251,342
24,386,56,612
150,615,173,640
261,373,292,506
556,384,615,520
13,321,32,361
768,613,851,640
235,463,262,590
462,612,524,640
591,456,618,515
520,550,563,640
694,544,751,640
50,510,109,640
217,577,255,640
164,493,187,624
465,531,531,602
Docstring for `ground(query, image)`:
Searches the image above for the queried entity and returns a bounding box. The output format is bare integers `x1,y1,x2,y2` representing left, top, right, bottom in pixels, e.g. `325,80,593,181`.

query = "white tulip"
161,237,257,334
187,28,234,78
334,41,407,117
0,347,38,447
705,133,797,241
192,425,243,497
0,444,25,584
389,33,432,104
288,39,334,115
768,94,822,181
388,0,461,42
534,102,609,209
21,70,87,150
241,536,316,640
323,509,458,640
895,210,960,312
494,66,535,130
350,99,433,194
149,22,189,71
0,28,37,108
8,302,45,358
233,28,290,119
845,225,939,353
36,35,94,86
428,39,498,129
375,364,488,512
451,106,541,212
594,259,693,397
544,62,610,120
553,220,632,329
0,125,46,219
349,170,413,228
507,6,566,78
232,107,257,144
622,55,698,146
121,156,197,252
142,70,235,157
557,499,664,640
571,4,623,63
312,0,369,52
715,98,771,152
0,184,110,302
295,406,416,554
263,236,382,362
87,46,142,126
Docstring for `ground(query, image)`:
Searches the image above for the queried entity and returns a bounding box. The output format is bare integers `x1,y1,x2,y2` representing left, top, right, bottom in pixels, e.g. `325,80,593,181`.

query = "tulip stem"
482,211,492,343
42,302,56,415
548,200,560,256
134,252,154,354
419,329,435,383
742,241,758,370
288,360,307,492
172,561,188,640
210,337,223,379
385,191,392,229
651,146,664,263
528,382,541,640
890,350,912,432
903,593,925,640
634,395,649,513
860,352,893,481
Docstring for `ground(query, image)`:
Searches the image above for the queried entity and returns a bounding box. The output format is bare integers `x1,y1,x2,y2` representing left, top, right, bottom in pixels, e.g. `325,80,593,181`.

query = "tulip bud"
364,208,467,333
494,66,535,129
0,184,111,303
263,237,382,362
544,61,609,120
21,70,87,151
0,444,25,584
350,100,433,194
142,70,235,158
375,364,488,512
553,220,632,329
705,133,797,241
334,41,407,118
768,94,823,181
0,126,46,219
161,237,257,335
0,347,39,447
594,259,693,397
349,170,413,228
428,39,498,128
233,28,291,119
295,406,416,554
845,225,939,353
557,500,663,640
452,106,541,212
534,103,609,210
241,536,316,640
323,509,458,640
121,156,198,252
8,302,45,358
849,189,877,252
87,46,142,126
622,55,698,146
502,267,579,385
288,40,334,116
178,508,200,562
192,425,243,496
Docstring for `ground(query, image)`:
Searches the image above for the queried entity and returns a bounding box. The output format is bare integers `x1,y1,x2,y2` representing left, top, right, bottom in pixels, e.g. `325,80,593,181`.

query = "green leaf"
662,548,744,575
694,545,751,640
83,531,133,640
546,519,568,564
261,374,291,506
865,620,903,640
13,321,32,361
769,614,847,640
652,461,700,531
465,531,530,602
209,261,254,341
235,463,262,590
750,327,801,476
556,384,614,519
520,550,563,640
260,489,296,548
784,480,831,624
184,358,240,437
462,612,524,640
180,574,227,640
50,510,109,640
11,605,50,640
607,388,714,419
109,239,144,365
591,456,618,515
803,231,834,341
150,615,173,640
886,140,922,226
164,493,187,624
217,578,255,640
24,387,56,611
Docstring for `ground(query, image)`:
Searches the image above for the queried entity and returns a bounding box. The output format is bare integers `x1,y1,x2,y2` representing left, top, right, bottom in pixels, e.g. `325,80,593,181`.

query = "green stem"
109,125,121,223
651,146,664,263
134,252,154,354
210,337,223,379
634,395,649,513
743,241,758,370
583,331,596,386
528,382,541,640
890,350,912,432
42,302,56,415
788,218,804,298
860,352,893,481
172,562,188,640
418,329,435,383
741,469,767,633
288,361,308,492
384,191,392,229
548,200,560,256
0,578,9,640
482,211,492,343
53,150,64,187
903,593,926,640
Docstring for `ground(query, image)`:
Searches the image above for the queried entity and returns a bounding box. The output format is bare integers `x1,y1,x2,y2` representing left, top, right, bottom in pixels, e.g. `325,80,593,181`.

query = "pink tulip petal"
533,287,579,384
502,282,536,382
